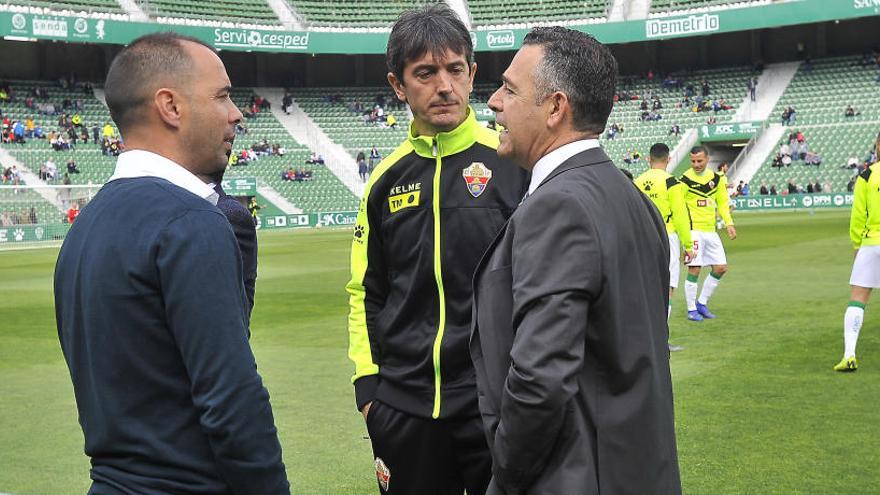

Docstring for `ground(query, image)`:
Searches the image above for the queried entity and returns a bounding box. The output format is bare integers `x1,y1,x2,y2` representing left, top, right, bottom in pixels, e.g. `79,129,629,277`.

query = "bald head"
104,33,215,137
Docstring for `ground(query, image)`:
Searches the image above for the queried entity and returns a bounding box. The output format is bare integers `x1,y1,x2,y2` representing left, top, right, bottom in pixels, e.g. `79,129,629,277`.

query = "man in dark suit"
54,33,289,493
210,175,258,318
471,27,681,494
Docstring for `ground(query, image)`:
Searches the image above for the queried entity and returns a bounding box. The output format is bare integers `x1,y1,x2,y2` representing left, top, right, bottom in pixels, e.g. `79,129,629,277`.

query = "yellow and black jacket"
346,109,528,420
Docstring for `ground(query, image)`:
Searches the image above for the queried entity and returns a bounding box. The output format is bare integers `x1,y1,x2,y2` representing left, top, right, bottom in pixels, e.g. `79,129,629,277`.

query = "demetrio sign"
1,0,876,54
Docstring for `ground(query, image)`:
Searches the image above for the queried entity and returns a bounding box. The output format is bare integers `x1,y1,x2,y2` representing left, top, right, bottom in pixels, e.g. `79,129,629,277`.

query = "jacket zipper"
430,138,446,419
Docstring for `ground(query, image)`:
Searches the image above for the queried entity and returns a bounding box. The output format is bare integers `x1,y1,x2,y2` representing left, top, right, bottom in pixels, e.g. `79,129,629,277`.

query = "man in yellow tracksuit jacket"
835,133,880,372
635,142,694,350
345,5,528,493
679,145,736,322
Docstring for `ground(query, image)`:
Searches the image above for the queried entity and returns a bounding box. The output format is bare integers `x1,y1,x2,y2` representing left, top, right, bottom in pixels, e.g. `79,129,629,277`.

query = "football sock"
844,301,865,358
684,274,699,311
697,271,723,306
667,304,672,321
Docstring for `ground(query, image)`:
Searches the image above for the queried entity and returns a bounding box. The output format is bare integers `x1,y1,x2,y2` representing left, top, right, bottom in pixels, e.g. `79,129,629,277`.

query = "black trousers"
365,400,491,495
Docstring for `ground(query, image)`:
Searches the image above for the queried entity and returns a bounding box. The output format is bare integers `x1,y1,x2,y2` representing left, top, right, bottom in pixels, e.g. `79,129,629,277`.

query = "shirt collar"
108,150,219,206
528,139,600,195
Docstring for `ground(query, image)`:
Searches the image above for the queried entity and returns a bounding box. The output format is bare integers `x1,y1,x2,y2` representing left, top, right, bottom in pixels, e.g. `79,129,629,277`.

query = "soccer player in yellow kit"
835,133,880,372
680,146,736,321
635,143,694,350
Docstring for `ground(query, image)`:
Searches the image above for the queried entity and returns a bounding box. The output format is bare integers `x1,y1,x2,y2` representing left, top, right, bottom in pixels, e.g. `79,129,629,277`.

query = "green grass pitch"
1,210,878,494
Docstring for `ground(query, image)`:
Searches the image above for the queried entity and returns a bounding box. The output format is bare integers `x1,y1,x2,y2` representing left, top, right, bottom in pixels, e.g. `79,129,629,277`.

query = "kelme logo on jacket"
462,162,493,198
388,182,421,213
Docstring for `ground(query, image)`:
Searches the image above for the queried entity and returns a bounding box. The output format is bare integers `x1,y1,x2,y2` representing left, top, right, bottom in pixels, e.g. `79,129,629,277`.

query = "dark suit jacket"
214,183,258,318
470,147,681,495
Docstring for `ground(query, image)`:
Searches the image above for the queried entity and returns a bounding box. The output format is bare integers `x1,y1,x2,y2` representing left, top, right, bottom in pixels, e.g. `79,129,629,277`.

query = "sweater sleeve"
156,210,289,495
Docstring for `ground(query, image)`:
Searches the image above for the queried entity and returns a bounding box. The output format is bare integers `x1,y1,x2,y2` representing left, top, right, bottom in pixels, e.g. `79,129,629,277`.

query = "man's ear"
387,72,407,103
546,91,567,129
153,87,184,130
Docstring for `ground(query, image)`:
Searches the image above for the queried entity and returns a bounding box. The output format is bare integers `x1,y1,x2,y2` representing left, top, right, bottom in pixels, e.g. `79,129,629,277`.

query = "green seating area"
750,123,876,193
0,80,117,186
650,0,767,14
470,0,609,25
12,0,124,13
750,55,880,192
770,56,880,127
223,90,359,213
0,187,66,227
292,87,410,164
290,0,424,27
0,83,358,214
141,0,280,25
603,66,754,175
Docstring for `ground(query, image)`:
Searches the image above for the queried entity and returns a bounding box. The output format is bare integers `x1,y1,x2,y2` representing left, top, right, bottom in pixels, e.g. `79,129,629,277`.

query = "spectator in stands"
356,151,368,182
62,172,71,186
282,92,292,115
787,179,798,194
813,179,823,193
67,158,80,174
66,202,79,224
748,77,757,102
845,105,861,117
742,183,750,196
668,124,681,136
701,80,711,97
91,123,100,144
847,175,857,192
759,183,769,195
772,152,784,168
102,122,114,139
706,115,717,124
306,152,324,165
844,155,860,170
12,120,24,143
385,113,398,128
807,182,816,193
736,181,744,196
45,158,57,181
804,150,822,166
368,145,381,171
770,184,778,195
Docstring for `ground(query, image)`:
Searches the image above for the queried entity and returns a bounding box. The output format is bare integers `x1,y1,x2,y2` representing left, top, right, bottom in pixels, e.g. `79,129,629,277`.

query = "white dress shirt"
108,150,219,206
527,139,601,195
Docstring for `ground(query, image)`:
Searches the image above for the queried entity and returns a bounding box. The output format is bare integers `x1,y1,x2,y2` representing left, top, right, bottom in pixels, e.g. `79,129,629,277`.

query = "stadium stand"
291,86,410,164
603,66,755,175
141,0,281,25
0,82,358,213
10,0,125,14
290,0,425,28
469,0,610,25
223,90,359,212
649,0,771,15
749,55,880,192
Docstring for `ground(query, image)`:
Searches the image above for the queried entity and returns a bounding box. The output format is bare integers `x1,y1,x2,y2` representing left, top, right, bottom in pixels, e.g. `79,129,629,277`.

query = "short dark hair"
690,145,709,156
386,3,473,84
649,143,670,160
522,26,617,134
104,32,214,135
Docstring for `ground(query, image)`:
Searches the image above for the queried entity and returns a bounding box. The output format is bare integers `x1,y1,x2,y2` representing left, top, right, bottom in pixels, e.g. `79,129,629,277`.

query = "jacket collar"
532,147,611,194
408,106,479,159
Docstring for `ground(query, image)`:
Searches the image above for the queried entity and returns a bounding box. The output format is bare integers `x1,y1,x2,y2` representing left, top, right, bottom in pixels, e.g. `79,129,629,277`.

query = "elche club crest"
375,457,391,491
462,162,493,198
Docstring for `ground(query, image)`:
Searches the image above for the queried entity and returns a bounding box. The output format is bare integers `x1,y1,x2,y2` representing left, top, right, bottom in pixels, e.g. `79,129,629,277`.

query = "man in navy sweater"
54,33,289,494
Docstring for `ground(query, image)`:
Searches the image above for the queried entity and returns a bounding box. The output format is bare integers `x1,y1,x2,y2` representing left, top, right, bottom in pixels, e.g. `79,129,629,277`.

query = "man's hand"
361,401,372,421
683,249,695,263
726,225,737,240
